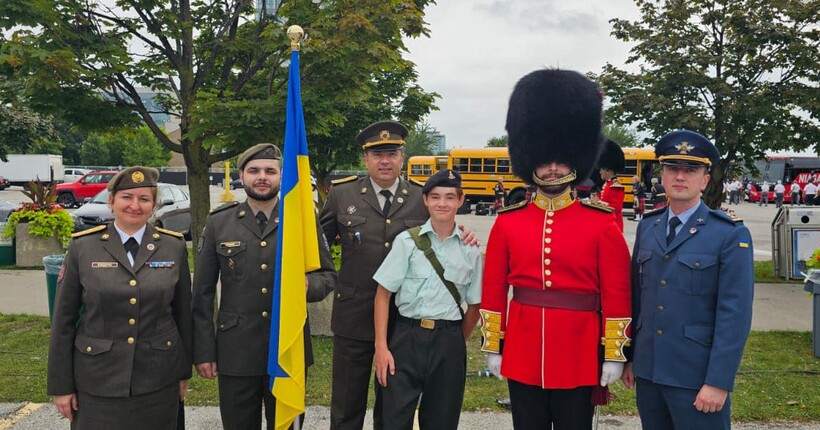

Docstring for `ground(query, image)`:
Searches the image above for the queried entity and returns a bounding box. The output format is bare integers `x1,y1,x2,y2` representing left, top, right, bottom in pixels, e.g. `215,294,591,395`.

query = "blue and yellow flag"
268,46,320,430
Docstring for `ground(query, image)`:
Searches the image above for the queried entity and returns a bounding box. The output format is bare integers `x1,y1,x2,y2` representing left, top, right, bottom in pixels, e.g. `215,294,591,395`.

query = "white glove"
486,353,503,380
600,361,624,386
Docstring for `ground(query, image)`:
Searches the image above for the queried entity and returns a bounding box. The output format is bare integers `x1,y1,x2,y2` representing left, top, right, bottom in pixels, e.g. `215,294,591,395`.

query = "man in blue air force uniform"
622,130,754,430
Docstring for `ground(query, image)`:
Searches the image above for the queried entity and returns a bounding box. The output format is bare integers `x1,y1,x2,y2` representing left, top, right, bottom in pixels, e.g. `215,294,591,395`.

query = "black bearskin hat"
506,69,605,185
598,139,625,173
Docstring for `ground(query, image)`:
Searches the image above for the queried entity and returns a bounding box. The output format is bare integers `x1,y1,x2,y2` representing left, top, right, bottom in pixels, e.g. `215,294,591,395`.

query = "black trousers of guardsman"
382,316,466,430
507,379,594,430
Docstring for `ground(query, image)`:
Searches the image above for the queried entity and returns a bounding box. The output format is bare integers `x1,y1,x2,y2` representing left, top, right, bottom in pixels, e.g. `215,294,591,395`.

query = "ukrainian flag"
268,45,320,430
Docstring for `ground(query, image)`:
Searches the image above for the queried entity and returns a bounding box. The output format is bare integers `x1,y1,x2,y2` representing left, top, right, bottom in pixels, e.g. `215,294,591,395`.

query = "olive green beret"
237,143,282,170
107,166,159,192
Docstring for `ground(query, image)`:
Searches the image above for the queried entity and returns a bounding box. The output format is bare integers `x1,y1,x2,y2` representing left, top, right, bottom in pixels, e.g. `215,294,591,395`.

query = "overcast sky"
404,0,640,149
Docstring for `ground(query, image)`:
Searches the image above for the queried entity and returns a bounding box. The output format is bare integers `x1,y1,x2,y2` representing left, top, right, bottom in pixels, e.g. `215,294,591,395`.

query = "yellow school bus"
407,155,447,182
620,147,661,207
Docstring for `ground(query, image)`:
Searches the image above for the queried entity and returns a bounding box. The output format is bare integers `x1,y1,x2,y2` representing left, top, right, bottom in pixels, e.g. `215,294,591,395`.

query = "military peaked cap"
655,130,720,167
357,120,408,151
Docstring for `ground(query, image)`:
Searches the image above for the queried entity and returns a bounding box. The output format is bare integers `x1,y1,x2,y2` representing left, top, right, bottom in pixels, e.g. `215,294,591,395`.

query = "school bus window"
453,158,468,171
624,160,637,176
410,164,423,175
483,158,496,173
498,158,511,173
423,166,432,175
470,158,482,172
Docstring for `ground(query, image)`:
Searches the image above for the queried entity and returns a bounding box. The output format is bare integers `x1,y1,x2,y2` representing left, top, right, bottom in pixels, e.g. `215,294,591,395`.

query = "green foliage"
0,104,58,160
79,126,171,167
485,135,508,148
403,121,436,161
596,0,820,208
603,123,641,148
20,179,57,206
2,179,73,247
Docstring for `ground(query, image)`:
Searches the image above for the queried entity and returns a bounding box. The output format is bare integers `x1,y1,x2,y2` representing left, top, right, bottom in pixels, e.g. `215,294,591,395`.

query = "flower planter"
15,223,63,267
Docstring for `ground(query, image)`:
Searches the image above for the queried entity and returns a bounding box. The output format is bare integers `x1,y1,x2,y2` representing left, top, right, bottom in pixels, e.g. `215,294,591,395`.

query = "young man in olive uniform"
192,143,337,430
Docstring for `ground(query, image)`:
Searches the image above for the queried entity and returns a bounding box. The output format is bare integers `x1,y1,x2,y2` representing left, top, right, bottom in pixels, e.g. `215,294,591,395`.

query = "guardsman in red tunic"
480,69,632,430
598,139,626,231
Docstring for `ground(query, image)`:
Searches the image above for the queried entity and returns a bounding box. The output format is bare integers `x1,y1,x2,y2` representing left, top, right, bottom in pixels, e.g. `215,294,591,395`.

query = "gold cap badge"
675,142,693,155
131,171,145,183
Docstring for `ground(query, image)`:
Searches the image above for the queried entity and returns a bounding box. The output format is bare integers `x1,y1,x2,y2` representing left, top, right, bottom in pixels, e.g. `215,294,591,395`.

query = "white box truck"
0,154,65,187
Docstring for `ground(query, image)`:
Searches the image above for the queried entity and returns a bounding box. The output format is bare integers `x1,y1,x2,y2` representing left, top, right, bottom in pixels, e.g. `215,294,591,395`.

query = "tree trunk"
703,161,727,209
185,140,212,254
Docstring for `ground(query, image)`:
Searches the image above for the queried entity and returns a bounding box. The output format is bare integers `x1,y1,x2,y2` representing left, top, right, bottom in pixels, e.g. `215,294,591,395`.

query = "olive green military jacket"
319,176,428,341
48,223,193,398
192,201,336,376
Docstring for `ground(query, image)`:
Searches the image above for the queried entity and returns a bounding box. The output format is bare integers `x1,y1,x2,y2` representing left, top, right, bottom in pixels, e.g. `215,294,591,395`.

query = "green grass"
755,260,802,284
2,314,819,421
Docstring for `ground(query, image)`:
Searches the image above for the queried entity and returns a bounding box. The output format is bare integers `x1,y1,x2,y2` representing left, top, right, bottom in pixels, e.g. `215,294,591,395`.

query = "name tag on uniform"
146,261,175,268
220,241,242,248
92,262,118,268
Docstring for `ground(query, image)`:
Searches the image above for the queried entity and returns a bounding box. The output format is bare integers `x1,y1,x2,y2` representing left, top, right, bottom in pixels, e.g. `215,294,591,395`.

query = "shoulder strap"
407,227,465,319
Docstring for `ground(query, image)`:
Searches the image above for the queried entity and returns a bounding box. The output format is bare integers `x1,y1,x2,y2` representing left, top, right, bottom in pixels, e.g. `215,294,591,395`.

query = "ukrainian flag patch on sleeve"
739,242,749,248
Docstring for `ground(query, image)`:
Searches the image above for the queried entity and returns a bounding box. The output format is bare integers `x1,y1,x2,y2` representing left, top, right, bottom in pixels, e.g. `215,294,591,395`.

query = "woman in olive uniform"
48,166,193,430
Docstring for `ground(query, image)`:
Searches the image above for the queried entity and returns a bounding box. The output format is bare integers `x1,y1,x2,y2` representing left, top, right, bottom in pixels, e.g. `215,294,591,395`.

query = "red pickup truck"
55,170,118,208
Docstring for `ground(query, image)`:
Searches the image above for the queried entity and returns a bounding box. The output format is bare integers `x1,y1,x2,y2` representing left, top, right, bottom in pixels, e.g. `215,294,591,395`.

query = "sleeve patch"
739,242,749,248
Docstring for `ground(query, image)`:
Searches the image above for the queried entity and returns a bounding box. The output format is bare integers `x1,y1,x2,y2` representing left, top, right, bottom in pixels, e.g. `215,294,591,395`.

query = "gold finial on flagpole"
287,25,304,51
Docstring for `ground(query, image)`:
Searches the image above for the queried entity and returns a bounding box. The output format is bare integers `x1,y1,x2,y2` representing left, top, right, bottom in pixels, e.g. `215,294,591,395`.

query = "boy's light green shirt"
373,219,482,321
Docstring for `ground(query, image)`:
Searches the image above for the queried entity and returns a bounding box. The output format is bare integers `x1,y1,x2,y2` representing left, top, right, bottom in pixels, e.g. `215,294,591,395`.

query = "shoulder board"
331,175,358,186
643,207,666,219
409,178,425,187
209,201,239,215
498,200,527,214
156,227,184,239
71,224,107,239
714,208,743,225
610,181,625,189
580,199,614,213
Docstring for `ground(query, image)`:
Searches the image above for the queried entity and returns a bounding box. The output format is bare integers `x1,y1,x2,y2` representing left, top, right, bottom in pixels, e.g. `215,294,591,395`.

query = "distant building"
429,131,446,154
256,0,281,19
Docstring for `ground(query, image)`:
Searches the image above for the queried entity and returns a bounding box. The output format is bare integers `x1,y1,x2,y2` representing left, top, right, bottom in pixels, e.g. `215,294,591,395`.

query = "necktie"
124,237,139,262
380,190,392,217
256,211,268,233
666,216,682,245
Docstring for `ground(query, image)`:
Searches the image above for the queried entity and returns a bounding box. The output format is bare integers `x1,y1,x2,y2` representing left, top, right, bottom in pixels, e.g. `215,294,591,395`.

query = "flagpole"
286,23,304,430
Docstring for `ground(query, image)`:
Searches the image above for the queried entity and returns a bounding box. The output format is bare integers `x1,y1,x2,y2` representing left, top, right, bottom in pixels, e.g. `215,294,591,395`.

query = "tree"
0,0,437,251
0,104,58,160
595,0,820,207
403,121,436,161
79,126,171,167
603,123,641,147
485,135,508,148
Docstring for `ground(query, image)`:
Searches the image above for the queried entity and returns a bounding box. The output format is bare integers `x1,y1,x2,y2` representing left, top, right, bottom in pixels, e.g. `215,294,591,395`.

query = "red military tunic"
481,190,631,389
600,178,625,231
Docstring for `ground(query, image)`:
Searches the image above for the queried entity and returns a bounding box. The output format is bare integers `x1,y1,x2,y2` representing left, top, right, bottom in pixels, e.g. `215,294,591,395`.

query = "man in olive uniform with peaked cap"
320,120,430,430
192,143,337,430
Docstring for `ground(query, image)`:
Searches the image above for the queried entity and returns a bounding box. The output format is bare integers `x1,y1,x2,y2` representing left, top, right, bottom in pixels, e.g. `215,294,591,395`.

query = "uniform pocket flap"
149,329,181,351
338,215,366,228
74,335,113,356
636,250,652,264
678,254,717,270
683,324,714,347
216,312,240,331
335,285,355,301
216,242,246,257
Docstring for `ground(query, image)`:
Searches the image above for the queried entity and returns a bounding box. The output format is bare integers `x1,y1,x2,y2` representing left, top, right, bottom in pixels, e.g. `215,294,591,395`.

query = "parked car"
229,178,242,190
70,183,192,238
63,168,90,183
55,170,118,208
0,176,9,191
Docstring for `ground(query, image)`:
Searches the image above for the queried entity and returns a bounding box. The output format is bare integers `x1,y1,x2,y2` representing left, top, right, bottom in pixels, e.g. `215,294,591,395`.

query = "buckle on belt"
420,319,435,329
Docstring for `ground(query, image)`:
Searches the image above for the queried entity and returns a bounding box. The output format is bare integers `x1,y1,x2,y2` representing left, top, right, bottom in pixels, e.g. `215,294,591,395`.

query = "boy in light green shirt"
373,168,482,430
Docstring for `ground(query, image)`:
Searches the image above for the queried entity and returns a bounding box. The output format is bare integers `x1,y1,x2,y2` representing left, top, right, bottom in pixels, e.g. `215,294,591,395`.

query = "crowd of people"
46,69,754,430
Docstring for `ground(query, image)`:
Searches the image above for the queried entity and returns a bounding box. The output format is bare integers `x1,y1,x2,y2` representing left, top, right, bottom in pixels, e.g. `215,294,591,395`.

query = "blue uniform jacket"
630,202,753,391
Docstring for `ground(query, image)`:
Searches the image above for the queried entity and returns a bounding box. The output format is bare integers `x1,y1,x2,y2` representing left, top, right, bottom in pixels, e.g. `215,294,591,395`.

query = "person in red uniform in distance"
597,139,626,231
480,69,632,430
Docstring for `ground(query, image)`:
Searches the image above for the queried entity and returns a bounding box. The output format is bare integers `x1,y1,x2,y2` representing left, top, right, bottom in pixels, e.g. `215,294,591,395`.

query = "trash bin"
43,254,66,320
804,270,820,358
0,222,14,265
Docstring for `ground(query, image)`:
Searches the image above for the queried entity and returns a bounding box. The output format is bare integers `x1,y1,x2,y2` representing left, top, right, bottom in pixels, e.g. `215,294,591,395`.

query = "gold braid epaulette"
408,178,425,187
156,227,184,239
580,199,614,213
601,318,632,362
209,201,239,214
479,309,505,354
497,200,527,214
71,224,107,238
331,175,357,185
